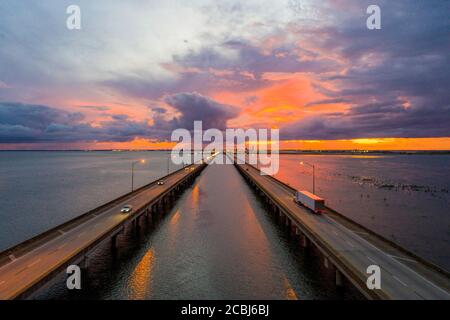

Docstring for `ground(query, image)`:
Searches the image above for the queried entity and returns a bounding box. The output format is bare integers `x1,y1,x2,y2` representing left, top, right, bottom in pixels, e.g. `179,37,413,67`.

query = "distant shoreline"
1,149,449,155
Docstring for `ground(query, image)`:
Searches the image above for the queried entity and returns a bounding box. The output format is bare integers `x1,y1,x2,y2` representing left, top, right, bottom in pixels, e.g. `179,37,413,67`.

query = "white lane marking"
27,259,41,268
333,231,338,236
8,254,16,261
389,255,417,263
393,275,408,287
346,240,355,248
0,280,5,286
57,243,67,250
58,230,66,235
367,256,377,264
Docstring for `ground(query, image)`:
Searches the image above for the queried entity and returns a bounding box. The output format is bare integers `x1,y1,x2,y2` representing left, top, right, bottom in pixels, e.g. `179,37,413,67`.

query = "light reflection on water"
127,248,155,300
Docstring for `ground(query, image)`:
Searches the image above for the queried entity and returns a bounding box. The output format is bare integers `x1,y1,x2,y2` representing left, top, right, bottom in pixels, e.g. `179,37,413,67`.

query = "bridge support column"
301,235,308,248
285,217,290,227
111,234,118,251
134,217,140,231
290,224,296,236
324,257,329,269
335,269,343,286
80,256,90,270
295,226,300,236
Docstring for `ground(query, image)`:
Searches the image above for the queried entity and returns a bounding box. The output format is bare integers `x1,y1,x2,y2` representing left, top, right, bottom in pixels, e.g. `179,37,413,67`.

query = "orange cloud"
280,138,450,151
214,72,348,128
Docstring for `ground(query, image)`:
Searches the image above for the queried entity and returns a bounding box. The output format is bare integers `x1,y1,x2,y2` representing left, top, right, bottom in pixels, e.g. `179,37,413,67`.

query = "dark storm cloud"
142,92,240,140
0,102,152,143
151,107,167,114
0,93,239,143
282,102,450,140
163,92,238,130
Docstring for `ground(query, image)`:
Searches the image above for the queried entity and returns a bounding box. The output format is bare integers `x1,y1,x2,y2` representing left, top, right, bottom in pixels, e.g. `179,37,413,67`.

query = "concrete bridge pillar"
290,224,296,235
78,256,90,288
301,235,308,248
111,234,118,251
134,217,140,230
81,255,90,270
335,269,343,286
324,257,329,269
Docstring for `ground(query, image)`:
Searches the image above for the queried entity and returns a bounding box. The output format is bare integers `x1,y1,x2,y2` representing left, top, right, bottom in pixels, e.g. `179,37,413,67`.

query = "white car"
120,205,133,213
157,180,164,185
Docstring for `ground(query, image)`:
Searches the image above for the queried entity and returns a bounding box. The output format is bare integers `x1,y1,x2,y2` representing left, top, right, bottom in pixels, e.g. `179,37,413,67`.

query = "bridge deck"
236,163,450,300
0,163,205,299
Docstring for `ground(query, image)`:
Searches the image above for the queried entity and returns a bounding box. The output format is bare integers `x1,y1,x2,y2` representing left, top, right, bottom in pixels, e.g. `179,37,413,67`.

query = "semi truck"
295,190,325,213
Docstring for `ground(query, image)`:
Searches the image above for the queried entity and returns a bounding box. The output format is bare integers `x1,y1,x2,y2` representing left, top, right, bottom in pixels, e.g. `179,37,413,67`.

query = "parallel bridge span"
0,163,206,299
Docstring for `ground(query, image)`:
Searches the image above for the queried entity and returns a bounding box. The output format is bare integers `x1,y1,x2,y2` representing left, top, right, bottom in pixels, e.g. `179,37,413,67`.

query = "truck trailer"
296,190,325,213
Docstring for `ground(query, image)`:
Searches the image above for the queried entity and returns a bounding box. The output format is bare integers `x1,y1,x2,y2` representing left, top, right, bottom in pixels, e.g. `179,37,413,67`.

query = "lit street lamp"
300,161,315,194
131,159,145,191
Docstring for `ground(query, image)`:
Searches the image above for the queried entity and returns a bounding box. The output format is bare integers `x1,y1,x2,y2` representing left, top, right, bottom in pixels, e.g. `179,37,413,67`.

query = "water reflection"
127,248,155,300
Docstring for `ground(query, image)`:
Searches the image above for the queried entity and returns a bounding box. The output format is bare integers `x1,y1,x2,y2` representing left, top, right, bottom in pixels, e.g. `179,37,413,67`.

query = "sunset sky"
0,0,449,150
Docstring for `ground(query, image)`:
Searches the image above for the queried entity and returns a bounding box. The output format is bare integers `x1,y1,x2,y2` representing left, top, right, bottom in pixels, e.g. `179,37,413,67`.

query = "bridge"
234,161,450,300
0,156,449,300
0,163,206,299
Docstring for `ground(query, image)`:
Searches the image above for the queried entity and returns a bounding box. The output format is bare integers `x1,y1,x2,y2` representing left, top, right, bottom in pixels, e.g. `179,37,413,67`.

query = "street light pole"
167,155,170,175
300,161,315,194
131,159,145,192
